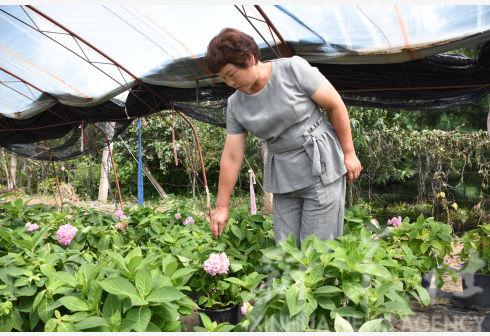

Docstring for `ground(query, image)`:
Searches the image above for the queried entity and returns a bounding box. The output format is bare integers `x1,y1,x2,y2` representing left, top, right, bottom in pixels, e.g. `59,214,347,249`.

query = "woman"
204,28,362,245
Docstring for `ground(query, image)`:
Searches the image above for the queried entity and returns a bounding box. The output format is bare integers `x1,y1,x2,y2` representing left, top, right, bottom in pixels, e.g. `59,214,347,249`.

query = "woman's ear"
247,53,256,67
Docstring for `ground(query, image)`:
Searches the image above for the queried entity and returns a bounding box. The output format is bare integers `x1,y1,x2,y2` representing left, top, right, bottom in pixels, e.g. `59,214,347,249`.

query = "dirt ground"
394,242,489,332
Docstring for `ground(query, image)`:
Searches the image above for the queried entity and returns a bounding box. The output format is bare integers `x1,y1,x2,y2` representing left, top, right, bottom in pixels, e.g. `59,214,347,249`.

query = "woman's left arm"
311,80,362,185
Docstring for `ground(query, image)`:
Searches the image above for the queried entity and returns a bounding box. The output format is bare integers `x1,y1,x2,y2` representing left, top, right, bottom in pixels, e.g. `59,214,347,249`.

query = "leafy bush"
383,215,455,287
459,223,490,274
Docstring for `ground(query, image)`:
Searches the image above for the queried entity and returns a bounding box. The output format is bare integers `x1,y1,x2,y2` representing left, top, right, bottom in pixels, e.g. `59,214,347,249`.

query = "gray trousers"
272,175,346,246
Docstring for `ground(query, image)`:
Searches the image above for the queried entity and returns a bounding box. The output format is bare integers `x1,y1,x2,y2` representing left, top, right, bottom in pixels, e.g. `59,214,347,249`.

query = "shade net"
2,43,490,161
0,5,490,160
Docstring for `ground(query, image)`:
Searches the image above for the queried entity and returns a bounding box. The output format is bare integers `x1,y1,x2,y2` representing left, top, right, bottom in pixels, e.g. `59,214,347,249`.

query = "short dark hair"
204,28,260,74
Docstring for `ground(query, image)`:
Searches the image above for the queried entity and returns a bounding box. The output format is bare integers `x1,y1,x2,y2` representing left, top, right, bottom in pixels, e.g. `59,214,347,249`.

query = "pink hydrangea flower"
115,222,128,231
114,209,126,221
25,222,39,233
175,213,182,220
56,224,78,246
240,301,252,315
203,252,230,276
183,216,194,225
387,216,402,227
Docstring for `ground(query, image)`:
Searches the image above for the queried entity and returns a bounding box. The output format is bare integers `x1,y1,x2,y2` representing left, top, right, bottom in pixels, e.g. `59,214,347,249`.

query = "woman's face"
217,55,258,93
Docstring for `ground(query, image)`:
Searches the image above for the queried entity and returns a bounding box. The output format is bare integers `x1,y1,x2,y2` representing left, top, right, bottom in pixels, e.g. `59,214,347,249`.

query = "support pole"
137,118,144,206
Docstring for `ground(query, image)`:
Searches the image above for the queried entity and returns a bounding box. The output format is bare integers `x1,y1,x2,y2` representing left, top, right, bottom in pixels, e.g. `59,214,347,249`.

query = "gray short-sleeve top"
226,55,347,194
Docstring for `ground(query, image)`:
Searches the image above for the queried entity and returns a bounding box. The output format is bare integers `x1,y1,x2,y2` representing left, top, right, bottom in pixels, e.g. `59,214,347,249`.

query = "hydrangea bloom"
175,213,182,220
25,222,39,233
203,252,229,276
240,301,252,315
387,216,402,227
56,224,78,246
114,209,126,221
183,216,194,225
115,222,128,231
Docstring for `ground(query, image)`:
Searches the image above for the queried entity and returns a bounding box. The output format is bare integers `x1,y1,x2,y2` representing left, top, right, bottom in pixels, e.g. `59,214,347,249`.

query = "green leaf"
313,286,342,295
122,306,151,332
16,285,37,297
57,321,76,331
98,277,147,306
161,255,179,276
38,296,55,323
11,309,23,331
53,272,77,288
97,235,111,251
59,296,89,312
216,323,236,332
51,286,74,296
316,297,336,311
104,251,129,273
355,263,392,280
170,268,196,281
198,313,217,331
261,247,284,261
147,286,186,303
286,284,302,317
230,262,243,273
333,306,364,318
126,247,144,273
224,277,247,288
414,285,430,306
44,318,57,332
135,268,153,298
382,301,413,315
39,264,56,277
334,313,354,332
61,312,89,323
7,266,26,276
358,318,384,332
75,316,108,330
342,282,365,305
32,289,46,311
102,294,121,326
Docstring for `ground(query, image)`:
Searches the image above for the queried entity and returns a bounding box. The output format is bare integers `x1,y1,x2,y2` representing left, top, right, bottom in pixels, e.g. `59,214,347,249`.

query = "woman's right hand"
211,206,229,238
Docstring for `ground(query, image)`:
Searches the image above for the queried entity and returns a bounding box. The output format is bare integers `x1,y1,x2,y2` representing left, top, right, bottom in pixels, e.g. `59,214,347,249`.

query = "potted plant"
189,251,241,325
384,214,455,289
459,223,490,309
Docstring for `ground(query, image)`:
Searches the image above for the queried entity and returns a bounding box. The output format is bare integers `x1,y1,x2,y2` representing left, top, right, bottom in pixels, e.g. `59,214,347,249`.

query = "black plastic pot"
421,271,433,289
462,272,490,309
187,291,200,301
198,304,239,325
482,315,490,332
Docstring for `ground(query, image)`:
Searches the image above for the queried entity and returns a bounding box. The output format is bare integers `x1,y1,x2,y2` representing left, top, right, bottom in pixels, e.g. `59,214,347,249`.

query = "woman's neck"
248,61,272,94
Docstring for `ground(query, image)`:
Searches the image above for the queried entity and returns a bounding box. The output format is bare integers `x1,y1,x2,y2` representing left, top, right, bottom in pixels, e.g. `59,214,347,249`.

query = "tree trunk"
9,153,17,189
0,149,11,189
262,141,273,214
98,122,115,203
